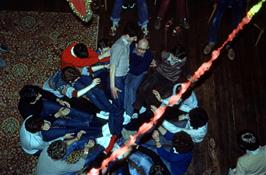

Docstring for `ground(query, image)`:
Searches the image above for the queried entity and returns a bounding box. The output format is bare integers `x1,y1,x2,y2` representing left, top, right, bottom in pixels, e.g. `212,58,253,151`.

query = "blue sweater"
157,132,192,175
128,44,153,75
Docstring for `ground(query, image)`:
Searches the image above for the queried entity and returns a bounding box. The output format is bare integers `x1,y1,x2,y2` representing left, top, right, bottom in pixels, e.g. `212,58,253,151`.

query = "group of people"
17,0,266,175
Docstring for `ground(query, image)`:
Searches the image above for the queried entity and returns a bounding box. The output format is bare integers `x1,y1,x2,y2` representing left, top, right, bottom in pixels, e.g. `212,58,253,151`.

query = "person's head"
73,43,88,58
19,85,42,104
161,46,187,66
188,107,208,129
172,131,194,153
62,66,81,83
238,130,259,151
25,115,51,133
123,22,139,43
97,38,112,52
47,140,67,160
135,38,149,56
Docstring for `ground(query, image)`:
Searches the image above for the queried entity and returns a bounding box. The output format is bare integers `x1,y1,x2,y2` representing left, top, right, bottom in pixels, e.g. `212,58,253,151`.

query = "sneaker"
179,18,190,30
142,27,149,37
203,42,215,55
172,26,182,36
226,45,235,61
109,25,118,37
129,2,136,9
154,17,162,30
131,113,139,119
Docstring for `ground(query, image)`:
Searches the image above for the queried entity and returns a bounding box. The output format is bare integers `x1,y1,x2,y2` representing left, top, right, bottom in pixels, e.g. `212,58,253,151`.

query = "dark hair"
62,66,81,83
170,46,187,62
25,115,44,133
238,130,259,151
172,131,194,153
123,22,139,37
73,43,88,58
97,38,112,50
47,140,67,160
189,107,208,129
19,85,41,103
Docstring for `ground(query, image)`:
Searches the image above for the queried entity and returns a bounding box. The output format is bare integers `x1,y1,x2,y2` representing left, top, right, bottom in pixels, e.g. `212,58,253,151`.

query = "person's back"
236,145,266,175
37,141,86,175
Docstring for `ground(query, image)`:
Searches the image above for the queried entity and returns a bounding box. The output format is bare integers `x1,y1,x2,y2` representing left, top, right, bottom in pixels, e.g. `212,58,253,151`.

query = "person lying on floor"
18,85,97,120
36,132,104,175
19,114,105,155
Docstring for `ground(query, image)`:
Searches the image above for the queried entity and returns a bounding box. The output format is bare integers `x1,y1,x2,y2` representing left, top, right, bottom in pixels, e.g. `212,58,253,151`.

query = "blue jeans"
111,0,149,27
113,76,126,110
41,100,92,121
208,0,246,43
124,72,145,116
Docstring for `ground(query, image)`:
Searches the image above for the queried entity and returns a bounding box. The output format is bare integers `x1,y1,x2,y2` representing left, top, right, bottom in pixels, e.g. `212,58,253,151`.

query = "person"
20,115,101,155
110,22,138,110
161,107,208,143
154,0,190,31
60,42,110,69
151,129,194,175
124,38,153,116
110,0,149,36
228,130,266,175
36,134,103,175
18,85,92,120
203,0,246,60
133,46,188,114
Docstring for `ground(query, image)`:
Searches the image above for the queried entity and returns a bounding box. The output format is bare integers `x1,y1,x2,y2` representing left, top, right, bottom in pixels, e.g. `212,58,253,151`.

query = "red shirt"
60,43,110,69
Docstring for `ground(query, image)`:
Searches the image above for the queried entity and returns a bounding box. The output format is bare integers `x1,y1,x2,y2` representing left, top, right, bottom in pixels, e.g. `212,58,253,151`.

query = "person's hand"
54,107,70,118
150,59,157,68
57,99,71,108
152,130,160,142
85,139,95,149
150,105,158,113
76,130,86,140
104,64,110,69
91,78,101,87
152,90,162,102
111,86,121,99
64,133,75,139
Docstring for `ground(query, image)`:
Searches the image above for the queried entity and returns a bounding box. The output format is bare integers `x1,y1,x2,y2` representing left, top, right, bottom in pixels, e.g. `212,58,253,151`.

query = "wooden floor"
2,0,266,174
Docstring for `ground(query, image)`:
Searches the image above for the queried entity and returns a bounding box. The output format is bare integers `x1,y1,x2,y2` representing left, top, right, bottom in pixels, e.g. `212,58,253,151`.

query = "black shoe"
0,44,9,53
179,18,190,30
154,17,162,30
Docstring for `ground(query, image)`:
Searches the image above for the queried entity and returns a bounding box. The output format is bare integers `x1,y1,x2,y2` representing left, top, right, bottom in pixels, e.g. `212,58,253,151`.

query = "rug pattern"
0,11,99,175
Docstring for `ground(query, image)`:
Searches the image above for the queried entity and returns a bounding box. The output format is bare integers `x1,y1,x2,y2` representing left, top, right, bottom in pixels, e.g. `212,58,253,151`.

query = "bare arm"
76,78,101,97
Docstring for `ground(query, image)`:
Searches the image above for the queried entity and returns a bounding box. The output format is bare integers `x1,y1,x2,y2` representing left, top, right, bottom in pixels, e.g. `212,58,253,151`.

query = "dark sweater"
128,44,153,75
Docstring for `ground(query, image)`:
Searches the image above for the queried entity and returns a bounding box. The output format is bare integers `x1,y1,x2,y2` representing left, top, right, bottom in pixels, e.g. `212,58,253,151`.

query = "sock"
104,135,118,154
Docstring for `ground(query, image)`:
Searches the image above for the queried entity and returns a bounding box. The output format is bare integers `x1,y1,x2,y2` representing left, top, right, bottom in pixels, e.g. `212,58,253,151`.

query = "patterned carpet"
0,11,99,175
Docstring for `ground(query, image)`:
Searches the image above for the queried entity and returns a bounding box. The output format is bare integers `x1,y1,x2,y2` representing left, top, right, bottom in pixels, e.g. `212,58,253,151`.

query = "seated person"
228,130,266,175
18,85,94,120
20,115,104,154
36,133,103,175
150,129,194,175
161,107,208,143
60,42,110,69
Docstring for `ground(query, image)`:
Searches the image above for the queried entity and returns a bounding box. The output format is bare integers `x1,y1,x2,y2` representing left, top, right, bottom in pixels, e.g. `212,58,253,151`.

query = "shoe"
131,113,139,119
179,18,190,30
164,19,174,29
0,44,8,53
129,2,136,9
226,45,235,61
172,26,182,36
109,25,118,37
203,42,215,55
154,17,162,30
142,27,149,37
